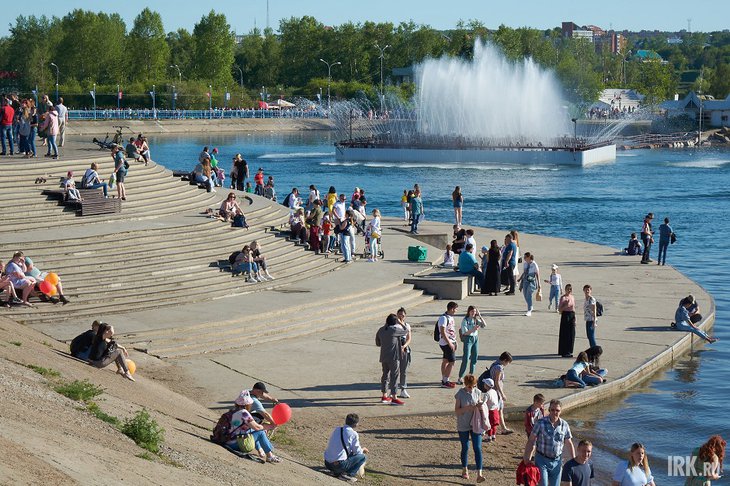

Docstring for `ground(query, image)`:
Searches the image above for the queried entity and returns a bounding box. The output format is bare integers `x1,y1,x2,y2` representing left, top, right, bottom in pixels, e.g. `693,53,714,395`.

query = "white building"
660,92,730,127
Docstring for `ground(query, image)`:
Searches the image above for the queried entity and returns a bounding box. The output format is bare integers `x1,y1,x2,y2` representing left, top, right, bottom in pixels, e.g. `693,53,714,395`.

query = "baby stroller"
363,231,384,260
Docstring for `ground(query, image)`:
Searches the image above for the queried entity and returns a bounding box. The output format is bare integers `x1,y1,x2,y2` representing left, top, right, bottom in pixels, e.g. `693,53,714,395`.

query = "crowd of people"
0,93,68,159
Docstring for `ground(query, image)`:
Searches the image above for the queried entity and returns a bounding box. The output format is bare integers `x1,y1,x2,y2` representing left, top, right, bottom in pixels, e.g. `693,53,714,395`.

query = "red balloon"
39,281,53,295
271,403,292,425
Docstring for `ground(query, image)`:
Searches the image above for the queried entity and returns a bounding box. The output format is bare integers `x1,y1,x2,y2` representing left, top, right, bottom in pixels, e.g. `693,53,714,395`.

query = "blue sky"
2,0,728,37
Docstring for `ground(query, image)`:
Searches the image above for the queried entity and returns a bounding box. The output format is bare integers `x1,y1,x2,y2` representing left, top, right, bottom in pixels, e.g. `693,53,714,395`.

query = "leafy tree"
4,15,62,90
55,10,126,85
127,8,169,82
166,28,194,81
192,10,234,85
279,16,329,87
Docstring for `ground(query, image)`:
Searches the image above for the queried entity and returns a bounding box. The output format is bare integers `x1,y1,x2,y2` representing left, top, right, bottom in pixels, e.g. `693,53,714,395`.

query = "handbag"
670,232,677,244
236,433,256,453
535,288,542,302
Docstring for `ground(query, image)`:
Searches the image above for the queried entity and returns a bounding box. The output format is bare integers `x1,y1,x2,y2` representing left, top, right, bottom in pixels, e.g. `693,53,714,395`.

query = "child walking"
544,264,563,312
481,378,500,442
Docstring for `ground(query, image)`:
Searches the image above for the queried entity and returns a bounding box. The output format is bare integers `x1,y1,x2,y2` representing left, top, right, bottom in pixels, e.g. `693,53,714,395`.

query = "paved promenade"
2,136,714,424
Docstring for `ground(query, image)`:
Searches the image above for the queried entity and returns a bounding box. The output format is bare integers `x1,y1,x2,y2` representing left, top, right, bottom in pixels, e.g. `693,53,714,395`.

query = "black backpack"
433,313,448,342
596,301,604,317
282,193,292,207
228,251,241,265
211,410,235,444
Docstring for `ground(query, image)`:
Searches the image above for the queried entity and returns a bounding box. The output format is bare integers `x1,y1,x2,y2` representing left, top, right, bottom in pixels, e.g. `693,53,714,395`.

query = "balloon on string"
47,286,57,297
126,359,136,375
271,403,292,425
45,272,60,286
39,281,53,295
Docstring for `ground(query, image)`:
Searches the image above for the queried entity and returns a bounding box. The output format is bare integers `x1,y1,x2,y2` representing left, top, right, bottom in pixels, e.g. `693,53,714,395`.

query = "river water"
149,131,728,484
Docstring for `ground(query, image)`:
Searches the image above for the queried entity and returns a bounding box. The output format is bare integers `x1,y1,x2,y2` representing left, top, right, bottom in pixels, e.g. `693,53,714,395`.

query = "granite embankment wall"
65,118,336,136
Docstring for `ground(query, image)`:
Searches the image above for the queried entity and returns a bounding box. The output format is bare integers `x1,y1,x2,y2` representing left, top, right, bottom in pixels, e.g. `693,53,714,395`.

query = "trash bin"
407,245,427,262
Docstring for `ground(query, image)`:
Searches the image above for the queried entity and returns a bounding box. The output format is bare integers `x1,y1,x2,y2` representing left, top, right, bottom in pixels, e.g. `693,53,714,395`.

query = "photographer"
457,306,485,384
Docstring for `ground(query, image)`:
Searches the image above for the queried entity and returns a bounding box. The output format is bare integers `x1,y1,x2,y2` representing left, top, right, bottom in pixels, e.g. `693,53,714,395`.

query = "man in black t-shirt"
560,440,594,486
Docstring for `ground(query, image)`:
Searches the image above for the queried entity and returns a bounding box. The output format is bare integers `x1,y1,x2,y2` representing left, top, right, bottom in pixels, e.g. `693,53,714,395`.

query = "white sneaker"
525,310,532,317
265,273,274,280
398,389,410,399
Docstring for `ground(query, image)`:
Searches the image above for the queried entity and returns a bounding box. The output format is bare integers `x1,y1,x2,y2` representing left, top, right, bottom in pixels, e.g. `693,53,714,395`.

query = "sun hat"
551,264,558,270
482,378,495,388
234,390,253,406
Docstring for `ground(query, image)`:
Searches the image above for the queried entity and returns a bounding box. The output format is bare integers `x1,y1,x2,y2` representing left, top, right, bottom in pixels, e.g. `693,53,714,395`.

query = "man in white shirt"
55,97,68,147
438,301,459,388
324,413,368,482
333,193,347,224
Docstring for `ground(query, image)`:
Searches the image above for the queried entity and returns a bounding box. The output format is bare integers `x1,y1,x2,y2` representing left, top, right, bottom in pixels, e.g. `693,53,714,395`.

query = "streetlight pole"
375,44,390,113
172,85,176,111
209,85,212,119
319,58,341,112
571,118,578,149
170,64,182,84
117,84,120,110
92,83,96,119
50,62,59,102
235,65,244,104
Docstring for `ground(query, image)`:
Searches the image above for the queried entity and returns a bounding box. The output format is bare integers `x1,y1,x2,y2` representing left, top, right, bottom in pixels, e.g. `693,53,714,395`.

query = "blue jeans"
410,213,422,233
535,453,562,486
234,262,259,275
522,280,536,310
586,321,597,348
676,320,710,341
88,182,108,197
46,134,58,156
657,239,669,265
0,125,13,153
641,233,652,262
251,430,273,454
341,233,352,261
461,267,484,290
549,285,560,308
325,453,367,477
458,335,479,378
566,368,586,388
583,369,606,386
28,127,37,156
458,430,483,469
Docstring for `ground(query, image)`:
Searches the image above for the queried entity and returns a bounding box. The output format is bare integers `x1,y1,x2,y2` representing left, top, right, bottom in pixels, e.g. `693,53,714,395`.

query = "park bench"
42,187,122,217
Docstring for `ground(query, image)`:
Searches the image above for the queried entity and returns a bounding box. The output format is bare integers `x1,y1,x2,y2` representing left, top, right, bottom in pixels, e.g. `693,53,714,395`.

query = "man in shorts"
437,301,459,388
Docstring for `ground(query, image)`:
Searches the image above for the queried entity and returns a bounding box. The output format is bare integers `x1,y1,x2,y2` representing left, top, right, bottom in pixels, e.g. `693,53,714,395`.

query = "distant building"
598,89,645,110
660,91,730,127
634,49,664,62
562,21,626,54
667,36,684,45
392,66,415,85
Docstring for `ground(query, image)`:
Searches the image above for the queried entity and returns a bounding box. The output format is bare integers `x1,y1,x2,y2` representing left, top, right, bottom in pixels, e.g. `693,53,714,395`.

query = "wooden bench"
42,187,122,216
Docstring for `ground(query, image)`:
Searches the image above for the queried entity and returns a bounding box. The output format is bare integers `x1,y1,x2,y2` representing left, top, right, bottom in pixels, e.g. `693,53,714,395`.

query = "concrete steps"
126,284,433,358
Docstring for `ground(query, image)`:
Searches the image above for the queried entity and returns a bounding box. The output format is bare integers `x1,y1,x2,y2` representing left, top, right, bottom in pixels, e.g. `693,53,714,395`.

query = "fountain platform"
335,138,616,166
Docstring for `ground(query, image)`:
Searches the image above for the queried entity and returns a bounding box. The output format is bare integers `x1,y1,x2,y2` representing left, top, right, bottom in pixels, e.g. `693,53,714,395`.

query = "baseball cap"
482,378,495,388
252,382,269,393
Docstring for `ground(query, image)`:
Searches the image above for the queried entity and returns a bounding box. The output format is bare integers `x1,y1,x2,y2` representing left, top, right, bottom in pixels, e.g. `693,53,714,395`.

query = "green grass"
136,451,155,461
121,409,165,454
26,364,61,378
54,379,104,401
86,401,121,427
9,341,22,346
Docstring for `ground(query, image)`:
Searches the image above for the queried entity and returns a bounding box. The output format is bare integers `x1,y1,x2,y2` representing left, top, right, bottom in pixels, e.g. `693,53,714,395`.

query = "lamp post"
208,85,212,118
172,85,176,111
170,64,182,84
571,118,578,149
92,83,96,119
50,62,59,102
117,84,120,110
319,58,341,112
235,65,244,104
375,44,390,113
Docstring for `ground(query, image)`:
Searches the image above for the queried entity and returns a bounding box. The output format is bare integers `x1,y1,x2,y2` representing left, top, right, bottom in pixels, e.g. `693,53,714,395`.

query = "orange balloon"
47,286,57,297
45,272,60,286
126,359,136,375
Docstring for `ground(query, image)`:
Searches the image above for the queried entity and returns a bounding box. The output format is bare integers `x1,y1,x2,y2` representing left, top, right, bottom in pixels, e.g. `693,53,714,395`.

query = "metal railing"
68,108,327,121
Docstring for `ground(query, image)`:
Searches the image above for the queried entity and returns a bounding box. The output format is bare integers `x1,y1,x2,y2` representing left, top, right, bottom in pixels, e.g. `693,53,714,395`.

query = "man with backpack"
324,413,369,482
435,301,459,388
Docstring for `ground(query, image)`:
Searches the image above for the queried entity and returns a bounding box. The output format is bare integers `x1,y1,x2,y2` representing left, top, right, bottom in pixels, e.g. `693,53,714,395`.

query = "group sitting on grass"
1,251,69,307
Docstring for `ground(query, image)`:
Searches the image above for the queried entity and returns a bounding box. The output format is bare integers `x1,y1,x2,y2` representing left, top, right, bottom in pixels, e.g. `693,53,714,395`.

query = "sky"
2,0,729,37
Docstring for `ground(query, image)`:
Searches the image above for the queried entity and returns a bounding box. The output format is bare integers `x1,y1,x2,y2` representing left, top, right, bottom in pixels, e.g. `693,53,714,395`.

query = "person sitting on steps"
24,256,70,304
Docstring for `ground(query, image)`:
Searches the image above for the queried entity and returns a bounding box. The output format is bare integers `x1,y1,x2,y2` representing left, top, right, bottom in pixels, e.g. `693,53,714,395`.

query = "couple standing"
375,308,412,405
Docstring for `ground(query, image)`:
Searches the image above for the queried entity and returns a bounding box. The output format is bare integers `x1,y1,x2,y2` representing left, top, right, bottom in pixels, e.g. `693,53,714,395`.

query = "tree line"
0,9,727,109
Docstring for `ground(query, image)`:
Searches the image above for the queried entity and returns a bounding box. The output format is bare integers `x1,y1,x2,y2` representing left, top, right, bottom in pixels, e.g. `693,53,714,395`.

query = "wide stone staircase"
0,149,435,359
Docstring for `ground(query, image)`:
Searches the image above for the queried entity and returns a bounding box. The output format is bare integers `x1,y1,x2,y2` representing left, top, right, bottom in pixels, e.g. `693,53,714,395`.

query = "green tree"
4,15,63,90
127,8,169,82
279,16,328,87
632,60,677,104
192,10,234,85
55,10,126,85
709,63,730,98
166,28,194,81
